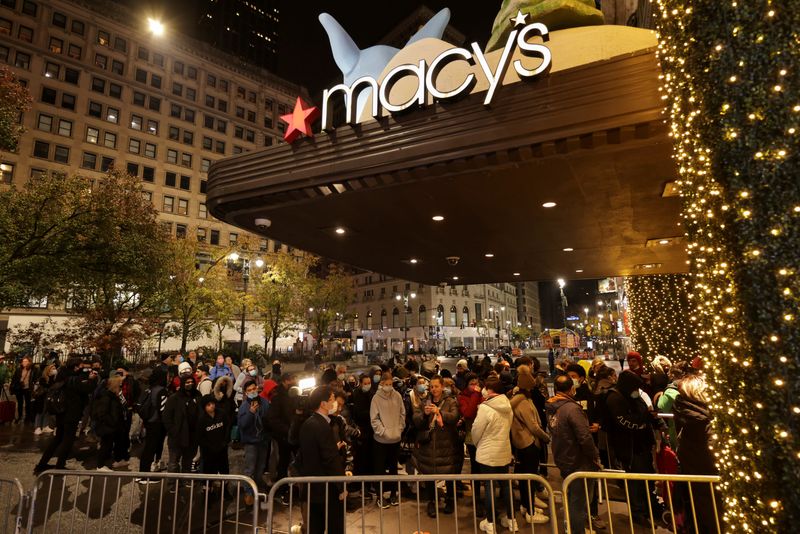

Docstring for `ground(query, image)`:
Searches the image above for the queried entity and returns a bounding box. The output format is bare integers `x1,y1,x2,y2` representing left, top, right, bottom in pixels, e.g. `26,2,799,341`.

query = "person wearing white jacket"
472,375,518,534
370,372,405,507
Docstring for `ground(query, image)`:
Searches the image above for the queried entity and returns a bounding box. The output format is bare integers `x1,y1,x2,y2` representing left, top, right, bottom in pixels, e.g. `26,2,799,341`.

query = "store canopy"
208,26,684,285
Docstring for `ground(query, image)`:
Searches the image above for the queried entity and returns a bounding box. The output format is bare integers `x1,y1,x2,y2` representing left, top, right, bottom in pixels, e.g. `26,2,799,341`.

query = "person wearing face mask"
546,375,602,534
234,363,262,403
32,364,58,435
349,374,375,491
296,386,347,534
370,372,405,508
196,364,213,396
649,355,672,395
266,372,298,504
162,373,201,473
209,355,233,381
605,370,663,527
457,373,484,512
238,379,271,505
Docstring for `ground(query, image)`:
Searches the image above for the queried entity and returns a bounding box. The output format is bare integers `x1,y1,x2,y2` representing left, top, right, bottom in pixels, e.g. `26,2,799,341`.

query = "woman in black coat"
92,376,126,469
674,374,722,533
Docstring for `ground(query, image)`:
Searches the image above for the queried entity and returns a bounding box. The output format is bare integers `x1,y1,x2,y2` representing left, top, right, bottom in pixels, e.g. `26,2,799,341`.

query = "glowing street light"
148,18,165,36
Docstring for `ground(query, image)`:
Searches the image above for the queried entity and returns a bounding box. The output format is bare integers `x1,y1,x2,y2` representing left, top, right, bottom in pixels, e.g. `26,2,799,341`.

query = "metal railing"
26,470,261,534
0,476,25,534
266,474,558,534
562,471,722,534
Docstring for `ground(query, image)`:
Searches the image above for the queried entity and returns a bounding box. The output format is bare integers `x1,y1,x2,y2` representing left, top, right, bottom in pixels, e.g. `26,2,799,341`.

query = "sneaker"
389,495,399,506
42,426,54,433
534,496,548,509
522,509,549,524
111,459,129,468
96,466,112,472
479,519,495,533
500,516,519,531
279,493,291,506
376,497,391,509
590,516,608,530
34,428,42,435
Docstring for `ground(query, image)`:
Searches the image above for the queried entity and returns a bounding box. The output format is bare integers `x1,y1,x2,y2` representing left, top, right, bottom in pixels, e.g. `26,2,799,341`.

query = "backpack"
45,381,67,415
136,386,164,423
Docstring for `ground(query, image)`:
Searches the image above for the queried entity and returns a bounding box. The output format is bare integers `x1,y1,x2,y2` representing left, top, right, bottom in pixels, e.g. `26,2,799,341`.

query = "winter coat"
472,393,513,467
11,366,39,394
605,371,657,467
92,388,125,437
674,396,717,475
457,387,482,444
370,387,405,444
298,412,346,502
59,370,98,424
162,376,201,448
237,395,270,445
266,383,293,441
197,376,213,396
412,394,460,474
197,409,229,452
213,376,237,435
656,383,680,446
209,364,233,382
545,395,600,477
573,383,599,424
510,392,550,450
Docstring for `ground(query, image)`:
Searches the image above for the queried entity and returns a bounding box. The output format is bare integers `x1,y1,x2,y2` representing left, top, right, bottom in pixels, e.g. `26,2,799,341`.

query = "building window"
162,195,174,213
170,103,182,119
44,61,60,79
91,77,106,93
200,180,207,193
247,110,256,123
203,114,214,129
48,37,63,54
173,60,184,75
85,126,99,144
198,203,207,219
41,86,57,104
229,232,238,246
108,83,122,99
130,114,142,130
184,108,195,123
36,113,53,132
180,152,191,168
137,47,148,61
103,131,116,148
202,136,212,150
14,51,30,69
127,138,140,154
0,162,14,184
124,161,137,175
236,106,244,119
146,119,158,134
187,66,197,79
53,145,69,164
21,0,37,16
111,60,124,75
106,107,119,123
215,140,225,154
142,166,154,182
71,20,84,35
80,152,96,169
94,53,107,69
177,198,188,215
153,53,164,67
166,149,178,164
135,68,147,84
216,120,227,134
113,37,126,52
172,83,182,97
67,43,81,60
168,125,179,140
57,119,72,137
148,96,160,112
186,88,196,101
17,25,32,42
88,101,102,118
219,79,228,92
165,171,176,187
64,67,79,84
205,95,215,108
182,130,193,145
61,93,75,111
210,229,219,245
52,11,67,27
217,100,227,113
200,159,210,173
0,18,9,36
245,130,254,143
144,142,156,158
207,74,216,88
97,30,110,47
151,74,161,89
100,156,113,171
234,126,243,139
175,224,187,239
179,175,190,190
33,140,49,159
133,91,145,106
0,45,8,62
197,228,207,243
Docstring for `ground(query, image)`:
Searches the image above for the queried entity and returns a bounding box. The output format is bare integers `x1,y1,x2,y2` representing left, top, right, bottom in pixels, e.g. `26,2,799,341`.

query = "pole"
239,261,249,362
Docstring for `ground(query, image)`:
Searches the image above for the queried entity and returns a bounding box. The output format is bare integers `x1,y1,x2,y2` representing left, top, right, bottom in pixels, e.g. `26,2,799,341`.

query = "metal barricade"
26,470,261,534
266,474,558,534
0,476,25,534
562,471,722,534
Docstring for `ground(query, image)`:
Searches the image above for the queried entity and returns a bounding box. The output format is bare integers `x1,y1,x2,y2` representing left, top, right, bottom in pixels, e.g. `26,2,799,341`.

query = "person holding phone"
237,379,270,506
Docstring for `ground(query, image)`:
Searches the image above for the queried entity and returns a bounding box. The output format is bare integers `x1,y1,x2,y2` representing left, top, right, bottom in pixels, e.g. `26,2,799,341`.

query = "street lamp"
396,291,416,357
227,253,264,362
557,278,568,333
147,18,165,37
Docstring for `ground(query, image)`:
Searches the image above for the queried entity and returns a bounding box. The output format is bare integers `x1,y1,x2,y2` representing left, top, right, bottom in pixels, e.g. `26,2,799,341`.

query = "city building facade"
515,281,542,333
0,0,303,353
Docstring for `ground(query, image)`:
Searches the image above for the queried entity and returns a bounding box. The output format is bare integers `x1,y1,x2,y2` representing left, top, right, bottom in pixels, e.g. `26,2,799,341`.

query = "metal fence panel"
26,470,261,534
0,476,25,534
562,471,722,534
266,474,559,534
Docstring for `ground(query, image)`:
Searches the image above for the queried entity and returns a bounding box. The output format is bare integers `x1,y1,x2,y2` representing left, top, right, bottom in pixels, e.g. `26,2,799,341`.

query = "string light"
654,0,799,530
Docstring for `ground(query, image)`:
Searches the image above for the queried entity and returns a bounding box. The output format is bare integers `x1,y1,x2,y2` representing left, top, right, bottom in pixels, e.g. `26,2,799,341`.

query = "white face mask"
572,378,581,388
481,388,489,399
327,400,338,415
337,373,345,381
380,385,393,394
630,390,640,399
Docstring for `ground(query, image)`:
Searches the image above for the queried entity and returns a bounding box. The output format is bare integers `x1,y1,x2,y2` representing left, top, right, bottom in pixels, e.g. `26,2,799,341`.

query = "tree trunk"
181,321,189,353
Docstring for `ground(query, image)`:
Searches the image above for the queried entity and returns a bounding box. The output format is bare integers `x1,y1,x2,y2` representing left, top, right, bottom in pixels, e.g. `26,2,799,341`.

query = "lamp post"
228,252,264,362
557,278,568,332
395,291,416,357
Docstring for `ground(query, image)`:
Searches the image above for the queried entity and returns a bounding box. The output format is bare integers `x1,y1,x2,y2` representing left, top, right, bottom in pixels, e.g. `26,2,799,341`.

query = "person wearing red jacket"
457,373,484,514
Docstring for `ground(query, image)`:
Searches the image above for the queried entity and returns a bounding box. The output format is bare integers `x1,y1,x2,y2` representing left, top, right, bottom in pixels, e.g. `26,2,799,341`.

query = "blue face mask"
416,384,427,394
373,374,381,384
247,391,258,400
361,384,371,393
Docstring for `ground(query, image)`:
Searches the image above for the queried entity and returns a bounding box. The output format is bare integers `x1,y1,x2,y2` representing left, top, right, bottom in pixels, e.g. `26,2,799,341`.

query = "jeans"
97,434,115,468
167,439,197,473
466,444,481,505
516,442,540,512
373,441,399,497
480,463,512,522
243,443,268,494
35,410,52,429
566,475,596,533
37,417,78,469
15,390,32,422
139,422,166,472
200,447,229,475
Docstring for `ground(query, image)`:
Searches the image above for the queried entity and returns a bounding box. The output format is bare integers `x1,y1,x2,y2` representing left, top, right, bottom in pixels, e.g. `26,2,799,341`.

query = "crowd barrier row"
0,470,721,534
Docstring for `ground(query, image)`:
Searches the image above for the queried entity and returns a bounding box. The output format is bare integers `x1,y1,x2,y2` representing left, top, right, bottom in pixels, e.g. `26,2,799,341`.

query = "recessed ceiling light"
335,227,345,235
575,269,584,273
409,258,418,264
542,202,556,208
513,272,521,276
432,215,444,221
452,276,459,281
485,253,494,258
659,239,670,245
563,247,574,252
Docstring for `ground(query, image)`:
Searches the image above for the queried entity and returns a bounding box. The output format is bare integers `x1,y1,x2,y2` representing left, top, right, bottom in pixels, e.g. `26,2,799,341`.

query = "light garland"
625,274,698,362
654,0,799,530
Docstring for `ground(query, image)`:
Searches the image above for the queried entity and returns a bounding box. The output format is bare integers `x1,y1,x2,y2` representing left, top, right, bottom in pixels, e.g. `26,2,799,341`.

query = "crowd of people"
0,348,719,534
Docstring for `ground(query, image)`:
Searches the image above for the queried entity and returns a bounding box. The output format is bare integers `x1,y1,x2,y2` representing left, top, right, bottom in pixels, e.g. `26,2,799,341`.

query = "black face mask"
184,384,195,391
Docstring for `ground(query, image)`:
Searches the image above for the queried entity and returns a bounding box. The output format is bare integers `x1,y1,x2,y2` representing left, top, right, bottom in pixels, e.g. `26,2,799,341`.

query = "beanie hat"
200,394,216,407
517,365,536,391
456,359,468,370
178,361,193,375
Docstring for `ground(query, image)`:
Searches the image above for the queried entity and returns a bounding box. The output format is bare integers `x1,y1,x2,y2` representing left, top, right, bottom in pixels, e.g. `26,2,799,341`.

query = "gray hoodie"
545,394,600,477
370,386,405,444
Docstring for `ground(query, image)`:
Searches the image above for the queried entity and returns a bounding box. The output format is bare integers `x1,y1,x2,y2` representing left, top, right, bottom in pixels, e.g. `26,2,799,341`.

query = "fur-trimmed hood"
213,375,233,400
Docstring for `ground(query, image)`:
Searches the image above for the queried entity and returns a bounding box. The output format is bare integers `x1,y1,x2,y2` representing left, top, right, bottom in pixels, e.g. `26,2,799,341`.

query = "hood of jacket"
674,395,710,424
214,375,233,400
483,392,512,416
509,391,530,410
374,385,398,400
179,373,197,394
616,370,644,396
545,394,580,415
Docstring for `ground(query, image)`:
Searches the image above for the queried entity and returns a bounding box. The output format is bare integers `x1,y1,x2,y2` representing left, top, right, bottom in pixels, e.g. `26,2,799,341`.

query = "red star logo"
280,96,319,143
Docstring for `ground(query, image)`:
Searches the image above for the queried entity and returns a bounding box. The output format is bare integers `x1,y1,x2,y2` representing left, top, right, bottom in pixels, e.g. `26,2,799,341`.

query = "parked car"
444,346,470,358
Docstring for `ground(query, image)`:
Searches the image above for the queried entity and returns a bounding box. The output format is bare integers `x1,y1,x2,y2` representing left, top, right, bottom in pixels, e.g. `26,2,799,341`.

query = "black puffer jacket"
674,395,716,475
92,388,125,437
605,371,657,467
411,395,461,474
162,375,201,448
